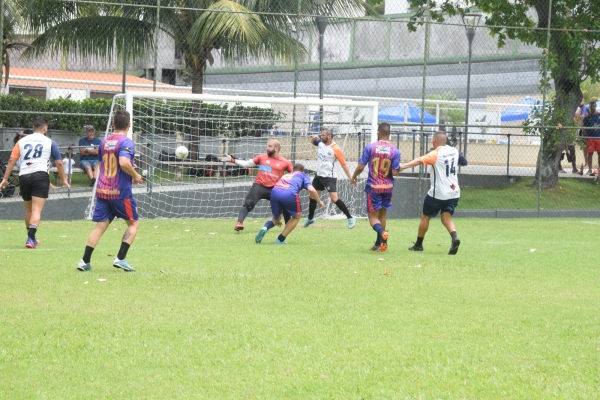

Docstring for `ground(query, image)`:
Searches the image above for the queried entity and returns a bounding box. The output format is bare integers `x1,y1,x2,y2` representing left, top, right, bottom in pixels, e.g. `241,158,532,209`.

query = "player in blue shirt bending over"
255,164,324,244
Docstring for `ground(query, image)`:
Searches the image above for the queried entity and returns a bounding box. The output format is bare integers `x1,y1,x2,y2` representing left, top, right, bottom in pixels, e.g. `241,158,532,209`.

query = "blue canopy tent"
501,97,546,122
378,103,437,124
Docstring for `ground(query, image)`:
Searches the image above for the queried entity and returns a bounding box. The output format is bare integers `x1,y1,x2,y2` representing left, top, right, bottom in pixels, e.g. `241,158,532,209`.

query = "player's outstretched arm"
399,158,423,172
218,154,257,168
119,156,144,183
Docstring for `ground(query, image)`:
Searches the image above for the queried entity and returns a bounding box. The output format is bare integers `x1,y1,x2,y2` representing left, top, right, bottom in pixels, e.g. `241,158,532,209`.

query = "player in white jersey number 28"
400,131,467,255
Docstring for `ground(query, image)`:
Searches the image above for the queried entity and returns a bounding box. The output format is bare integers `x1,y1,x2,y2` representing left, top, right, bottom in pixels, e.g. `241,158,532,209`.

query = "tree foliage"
425,91,465,126
19,0,375,94
408,0,600,188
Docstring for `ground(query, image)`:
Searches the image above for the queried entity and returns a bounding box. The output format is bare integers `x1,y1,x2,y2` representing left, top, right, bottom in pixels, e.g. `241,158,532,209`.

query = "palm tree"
20,0,375,94
2,0,32,89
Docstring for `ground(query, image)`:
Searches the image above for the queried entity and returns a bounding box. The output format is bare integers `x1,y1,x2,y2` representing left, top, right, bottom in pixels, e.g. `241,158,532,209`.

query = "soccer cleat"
274,239,288,244
255,227,267,244
25,237,37,249
234,222,244,231
34,238,40,246
113,257,136,272
303,218,316,228
77,259,92,271
448,239,461,255
375,243,387,252
347,217,356,229
381,231,389,247
409,243,424,251
370,244,381,251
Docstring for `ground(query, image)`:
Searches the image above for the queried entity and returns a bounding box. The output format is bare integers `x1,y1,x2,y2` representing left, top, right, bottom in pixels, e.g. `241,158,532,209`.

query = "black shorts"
245,183,274,204
422,195,459,218
312,176,337,192
19,171,50,201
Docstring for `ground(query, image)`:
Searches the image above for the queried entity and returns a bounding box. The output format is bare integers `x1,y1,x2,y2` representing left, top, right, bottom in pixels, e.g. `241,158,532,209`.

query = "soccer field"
0,218,598,398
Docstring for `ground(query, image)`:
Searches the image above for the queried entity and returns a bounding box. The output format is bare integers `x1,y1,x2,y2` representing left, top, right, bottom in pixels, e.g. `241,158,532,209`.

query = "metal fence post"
417,3,432,217
538,0,553,216
506,134,511,176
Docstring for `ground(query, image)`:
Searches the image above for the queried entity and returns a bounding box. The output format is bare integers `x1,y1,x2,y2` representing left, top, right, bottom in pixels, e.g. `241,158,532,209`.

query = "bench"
12,166,85,184
50,167,85,184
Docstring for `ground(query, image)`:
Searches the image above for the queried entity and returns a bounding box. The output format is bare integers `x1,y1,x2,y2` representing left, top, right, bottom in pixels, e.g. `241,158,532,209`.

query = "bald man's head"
266,140,281,157
433,131,447,146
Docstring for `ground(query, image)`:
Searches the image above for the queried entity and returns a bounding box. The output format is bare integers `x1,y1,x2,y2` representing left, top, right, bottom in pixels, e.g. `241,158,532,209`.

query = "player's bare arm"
351,163,366,185
119,156,144,183
310,135,320,145
341,164,358,188
54,159,71,189
219,154,257,168
0,156,18,189
307,186,325,208
399,158,423,172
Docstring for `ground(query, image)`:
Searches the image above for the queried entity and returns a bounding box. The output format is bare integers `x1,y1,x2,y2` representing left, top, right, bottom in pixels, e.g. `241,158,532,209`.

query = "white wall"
385,0,409,14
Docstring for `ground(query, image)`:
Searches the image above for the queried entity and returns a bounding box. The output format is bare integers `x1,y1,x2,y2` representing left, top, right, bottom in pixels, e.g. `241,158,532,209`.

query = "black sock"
375,233,382,246
415,236,424,246
83,246,94,264
450,231,458,241
117,242,131,260
334,199,352,219
277,234,286,242
308,199,317,220
28,224,38,240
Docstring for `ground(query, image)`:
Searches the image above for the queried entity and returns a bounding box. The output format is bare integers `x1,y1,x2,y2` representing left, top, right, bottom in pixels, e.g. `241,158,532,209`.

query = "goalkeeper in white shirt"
399,131,467,255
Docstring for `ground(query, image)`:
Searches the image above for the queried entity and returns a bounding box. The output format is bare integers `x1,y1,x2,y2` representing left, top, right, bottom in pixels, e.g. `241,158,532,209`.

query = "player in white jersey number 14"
400,131,467,255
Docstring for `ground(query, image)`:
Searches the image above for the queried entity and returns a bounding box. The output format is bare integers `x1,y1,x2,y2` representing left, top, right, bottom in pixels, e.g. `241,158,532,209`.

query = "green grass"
461,177,600,209
1,218,599,398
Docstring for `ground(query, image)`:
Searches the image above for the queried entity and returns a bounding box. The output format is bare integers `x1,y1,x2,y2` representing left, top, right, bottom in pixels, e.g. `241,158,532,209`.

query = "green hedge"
0,94,112,135
0,94,283,137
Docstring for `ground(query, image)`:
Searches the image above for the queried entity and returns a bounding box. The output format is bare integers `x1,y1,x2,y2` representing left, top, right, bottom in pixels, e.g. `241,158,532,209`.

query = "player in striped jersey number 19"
400,131,468,255
351,123,400,252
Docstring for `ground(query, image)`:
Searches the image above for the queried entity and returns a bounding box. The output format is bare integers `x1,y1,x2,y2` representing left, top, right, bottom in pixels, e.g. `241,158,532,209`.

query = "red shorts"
586,138,600,153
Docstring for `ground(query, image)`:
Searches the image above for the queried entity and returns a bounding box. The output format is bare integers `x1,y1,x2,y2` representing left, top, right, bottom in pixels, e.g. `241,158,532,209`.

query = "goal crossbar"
123,91,380,143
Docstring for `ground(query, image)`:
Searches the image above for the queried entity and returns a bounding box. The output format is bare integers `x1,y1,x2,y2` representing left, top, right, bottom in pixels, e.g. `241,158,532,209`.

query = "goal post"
87,91,379,220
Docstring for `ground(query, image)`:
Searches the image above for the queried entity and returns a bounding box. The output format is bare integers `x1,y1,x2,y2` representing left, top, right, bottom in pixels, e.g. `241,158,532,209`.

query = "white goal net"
86,91,378,220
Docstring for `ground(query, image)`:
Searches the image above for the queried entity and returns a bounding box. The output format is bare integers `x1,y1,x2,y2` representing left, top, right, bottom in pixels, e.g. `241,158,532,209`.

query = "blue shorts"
365,192,393,213
270,189,302,218
93,197,139,222
422,195,459,217
80,159,99,170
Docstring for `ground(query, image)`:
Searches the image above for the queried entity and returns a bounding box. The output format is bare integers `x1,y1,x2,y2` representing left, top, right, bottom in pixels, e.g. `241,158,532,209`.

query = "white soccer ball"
175,146,188,160
142,169,148,177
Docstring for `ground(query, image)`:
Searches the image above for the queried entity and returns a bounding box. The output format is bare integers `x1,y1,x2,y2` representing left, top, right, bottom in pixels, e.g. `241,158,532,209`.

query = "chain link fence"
1,1,599,219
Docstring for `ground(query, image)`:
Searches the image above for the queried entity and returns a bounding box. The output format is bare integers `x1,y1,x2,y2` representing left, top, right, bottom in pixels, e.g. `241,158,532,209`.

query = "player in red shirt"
220,140,293,231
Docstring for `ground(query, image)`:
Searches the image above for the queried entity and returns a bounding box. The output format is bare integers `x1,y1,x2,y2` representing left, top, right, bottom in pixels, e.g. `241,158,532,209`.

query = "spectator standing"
582,99,600,176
